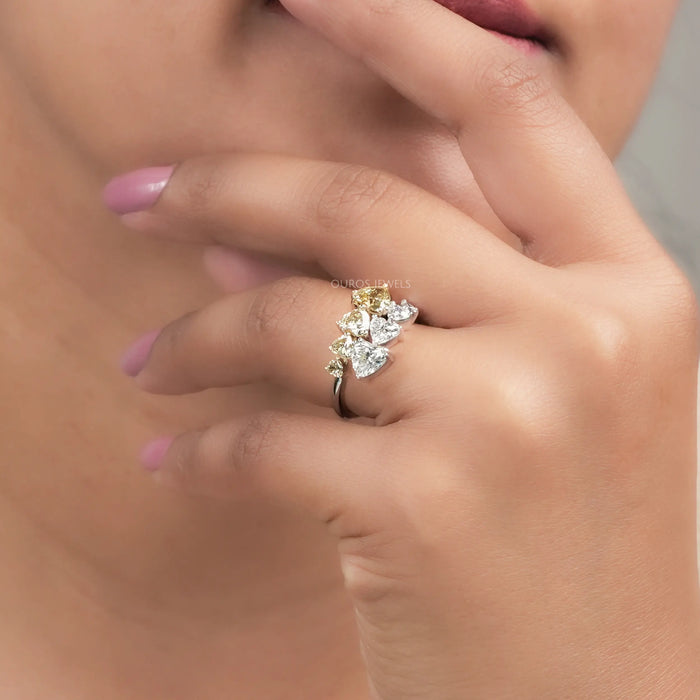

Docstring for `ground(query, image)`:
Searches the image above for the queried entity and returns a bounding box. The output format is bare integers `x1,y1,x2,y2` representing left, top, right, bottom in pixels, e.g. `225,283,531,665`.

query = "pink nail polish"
102,166,175,215
140,436,174,471
120,328,160,377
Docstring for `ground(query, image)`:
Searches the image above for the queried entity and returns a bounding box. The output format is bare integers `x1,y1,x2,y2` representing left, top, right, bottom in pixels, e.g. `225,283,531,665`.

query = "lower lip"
486,29,544,55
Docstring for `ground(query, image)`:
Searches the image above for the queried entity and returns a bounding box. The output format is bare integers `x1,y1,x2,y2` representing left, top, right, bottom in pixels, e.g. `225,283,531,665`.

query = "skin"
0,0,696,698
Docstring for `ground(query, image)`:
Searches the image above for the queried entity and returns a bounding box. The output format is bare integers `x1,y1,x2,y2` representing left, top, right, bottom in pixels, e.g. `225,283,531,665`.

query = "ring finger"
129,275,434,421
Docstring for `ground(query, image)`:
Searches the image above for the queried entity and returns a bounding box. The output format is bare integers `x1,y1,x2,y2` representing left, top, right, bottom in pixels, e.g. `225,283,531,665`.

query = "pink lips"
434,0,549,51
267,0,551,54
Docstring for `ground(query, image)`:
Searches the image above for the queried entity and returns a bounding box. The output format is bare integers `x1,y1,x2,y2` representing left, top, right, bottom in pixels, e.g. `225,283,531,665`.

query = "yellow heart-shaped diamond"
352,285,392,314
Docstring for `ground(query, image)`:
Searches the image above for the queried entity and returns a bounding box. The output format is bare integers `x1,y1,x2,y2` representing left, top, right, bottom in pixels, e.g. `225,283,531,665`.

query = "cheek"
0,0,402,177
557,0,678,155
0,0,257,171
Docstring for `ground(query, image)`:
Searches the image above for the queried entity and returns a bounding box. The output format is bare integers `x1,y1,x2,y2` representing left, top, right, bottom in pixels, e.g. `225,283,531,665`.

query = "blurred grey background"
617,0,700,294
618,0,700,553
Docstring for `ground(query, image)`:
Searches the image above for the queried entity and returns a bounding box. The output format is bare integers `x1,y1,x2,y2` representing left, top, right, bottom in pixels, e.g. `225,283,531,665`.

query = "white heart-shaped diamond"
387,299,418,324
369,315,401,346
347,338,390,379
337,308,370,338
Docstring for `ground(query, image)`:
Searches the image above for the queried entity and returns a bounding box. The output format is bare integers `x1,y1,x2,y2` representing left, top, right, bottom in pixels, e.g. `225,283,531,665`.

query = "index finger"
278,0,661,267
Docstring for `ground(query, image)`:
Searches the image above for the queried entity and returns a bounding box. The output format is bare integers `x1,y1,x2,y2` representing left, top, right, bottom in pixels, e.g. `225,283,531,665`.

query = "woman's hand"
108,0,700,697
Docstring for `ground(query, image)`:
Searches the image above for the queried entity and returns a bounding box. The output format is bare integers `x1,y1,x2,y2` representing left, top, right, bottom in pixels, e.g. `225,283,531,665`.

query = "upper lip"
434,0,550,45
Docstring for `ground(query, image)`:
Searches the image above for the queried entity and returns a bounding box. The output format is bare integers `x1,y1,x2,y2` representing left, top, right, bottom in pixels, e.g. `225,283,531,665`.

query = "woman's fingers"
277,0,661,267
112,152,544,327
149,411,387,535
131,276,431,421
201,246,302,294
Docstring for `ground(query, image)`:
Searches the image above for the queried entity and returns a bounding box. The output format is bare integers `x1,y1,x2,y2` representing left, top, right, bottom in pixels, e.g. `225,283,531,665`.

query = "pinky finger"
140,412,386,534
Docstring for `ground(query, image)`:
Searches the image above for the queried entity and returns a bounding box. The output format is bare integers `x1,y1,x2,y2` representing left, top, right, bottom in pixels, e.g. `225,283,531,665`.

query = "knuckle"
484,372,559,468
230,410,284,472
653,267,700,355
630,254,700,360
587,310,637,369
172,159,228,218
170,430,204,483
244,277,309,345
313,164,405,230
472,53,558,125
572,307,639,383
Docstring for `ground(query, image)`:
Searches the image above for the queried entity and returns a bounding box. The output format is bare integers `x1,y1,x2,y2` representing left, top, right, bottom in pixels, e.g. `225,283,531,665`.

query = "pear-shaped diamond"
369,315,401,346
387,299,418,324
337,309,370,338
347,338,389,379
329,334,354,359
325,358,345,378
352,285,392,314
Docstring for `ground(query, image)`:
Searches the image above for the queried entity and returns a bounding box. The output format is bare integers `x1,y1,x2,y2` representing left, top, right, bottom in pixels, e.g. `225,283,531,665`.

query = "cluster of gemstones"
325,284,418,380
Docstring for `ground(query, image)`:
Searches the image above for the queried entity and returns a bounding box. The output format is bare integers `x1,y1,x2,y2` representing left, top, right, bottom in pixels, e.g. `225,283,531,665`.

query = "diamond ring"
325,284,418,419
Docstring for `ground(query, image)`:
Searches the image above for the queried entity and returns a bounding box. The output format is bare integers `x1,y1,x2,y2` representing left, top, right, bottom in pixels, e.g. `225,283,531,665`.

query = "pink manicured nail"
140,436,174,471
120,328,160,377
102,166,175,215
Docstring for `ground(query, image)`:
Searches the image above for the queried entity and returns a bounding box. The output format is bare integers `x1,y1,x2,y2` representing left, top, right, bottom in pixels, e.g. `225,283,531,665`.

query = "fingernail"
120,328,160,377
140,436,174,471
102,166,175,215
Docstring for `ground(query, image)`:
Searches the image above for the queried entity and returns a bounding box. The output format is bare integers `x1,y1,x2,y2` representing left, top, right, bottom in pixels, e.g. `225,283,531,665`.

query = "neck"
0,63,366,699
